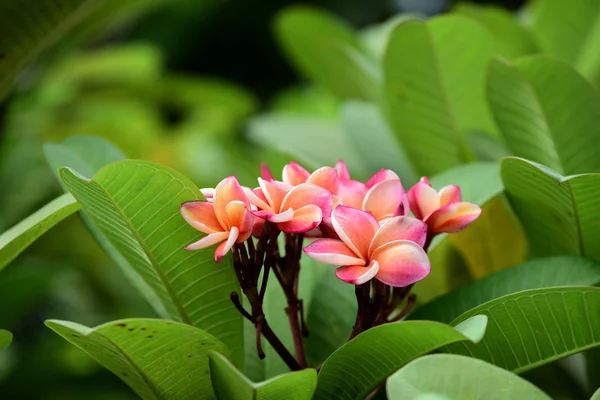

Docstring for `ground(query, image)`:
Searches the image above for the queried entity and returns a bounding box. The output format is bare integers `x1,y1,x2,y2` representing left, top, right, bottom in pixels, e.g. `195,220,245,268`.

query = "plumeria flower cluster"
181,160,480,288
179,160,481,370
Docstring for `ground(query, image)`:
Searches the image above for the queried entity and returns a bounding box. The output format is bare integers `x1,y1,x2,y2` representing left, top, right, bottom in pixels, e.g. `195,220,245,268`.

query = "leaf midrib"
84,169,190,324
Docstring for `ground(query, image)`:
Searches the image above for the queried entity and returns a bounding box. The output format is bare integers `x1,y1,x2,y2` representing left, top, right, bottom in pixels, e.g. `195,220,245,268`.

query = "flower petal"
304,238,366,266
268,208,295,223
337,179,367,209
214,227,240,262
200,188,215,202
372,240,430,287
331,206,379,259
427,202,482,233
226,201,255,238
362,179,407,221
369,216,428,255
214,176,249,228
408,181,440,220
439,185,461,206
336,160,351,180
366,169,399,188
244,187,271,211
335,260,379,285
280,183,332,217
307,166,339,194
261,163,275,181
277,204,322,233
282,161,310,186
258,178,291,211
180,201,223,233
185,231,229,251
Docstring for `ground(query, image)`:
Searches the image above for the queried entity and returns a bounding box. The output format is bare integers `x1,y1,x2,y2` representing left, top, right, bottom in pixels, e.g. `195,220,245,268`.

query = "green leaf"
45,135,168,318
44,135,126,179
428,162,502,206
47,318,229,400
59,160,243,365
0,193,80,273
454,4,538,59
313,316,488,400
487,56,600,175
383,15,498,176
0,0,166,101
0,329,12,352
247,114,367,178
209,352,317,400
592,387,600,400
387,354,551,400
532,0,600,85
444,287,600,374
275,6,379,101
341,100,417,185
411,256,600,323
501,157,600,261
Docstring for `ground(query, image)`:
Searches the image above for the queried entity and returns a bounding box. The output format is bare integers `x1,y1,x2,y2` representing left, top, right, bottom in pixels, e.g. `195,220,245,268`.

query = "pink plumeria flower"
408,177,482,234
244,179,332,233
304,206,430,287
181,176,255,262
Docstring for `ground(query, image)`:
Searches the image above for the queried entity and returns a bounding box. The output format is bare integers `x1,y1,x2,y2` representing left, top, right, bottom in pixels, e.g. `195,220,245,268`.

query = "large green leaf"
428,162,502,205
386,354,551,400
275,6,379,101
47,318,229,400
592,387,600,400
411,256,600,323
444,287,600,373
44,135,126,179
0,193,80,272
488,56,600,175
59,160,243,365
0,329,12,352
454,3,538,59
313,316,488,400
45,135,167,317
532,0,600,85
383,15,498,176
0,0,166,101
501,157,600,261
341,100,417,185
246,114,367,178
209,352,316,400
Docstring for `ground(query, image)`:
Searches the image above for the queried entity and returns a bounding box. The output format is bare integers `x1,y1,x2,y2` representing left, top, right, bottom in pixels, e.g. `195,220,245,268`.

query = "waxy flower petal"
362,179,408,221
366,169,400,189
306,166,339,194
185,231,229,251
427,202,482,233
200,188,215,202
282,161,310,186
214,176,251,228
369,216,427,253
337,179,367,209
335,260,379,285
335,160,351,180
331,205,379,258
371,240,430,287
180,202,222,234
303,238,365,266
278,204,323,233
408,181,440,220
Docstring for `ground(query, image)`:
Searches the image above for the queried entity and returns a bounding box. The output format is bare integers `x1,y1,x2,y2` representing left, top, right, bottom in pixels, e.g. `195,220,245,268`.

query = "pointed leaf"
47,318,229,400
488,56,600,175
0,329,12,352
501,157,600,261
0,193,80,273
313,316,488,400
59,160,243,365
387,354,551,400
384,15,498,176
444,287,600,373
412,256,600,323
532,0,600,85
209,352,317,400
275,6,379,101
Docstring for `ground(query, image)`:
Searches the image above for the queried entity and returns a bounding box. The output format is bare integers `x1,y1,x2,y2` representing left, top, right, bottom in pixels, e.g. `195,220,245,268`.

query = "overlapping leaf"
488,56,600,174
384,15,498,176
47,319,229,400
0,193,80,272
0,329,12,352
412,256,600,323
314,316,488,400
501,157,600,261
387,354,551,400
444,287,600,373
209,352,316,400
59,160,243,365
